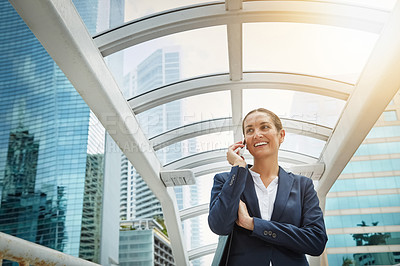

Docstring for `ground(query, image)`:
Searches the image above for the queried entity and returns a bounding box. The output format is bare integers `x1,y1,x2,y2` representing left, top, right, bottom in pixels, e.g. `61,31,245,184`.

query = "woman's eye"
246,129,253,134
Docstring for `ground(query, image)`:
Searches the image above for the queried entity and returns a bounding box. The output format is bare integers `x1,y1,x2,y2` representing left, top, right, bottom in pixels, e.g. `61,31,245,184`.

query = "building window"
383,110,398,121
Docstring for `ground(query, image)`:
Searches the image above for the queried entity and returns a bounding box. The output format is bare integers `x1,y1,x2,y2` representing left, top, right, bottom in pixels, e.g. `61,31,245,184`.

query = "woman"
208,108,328,265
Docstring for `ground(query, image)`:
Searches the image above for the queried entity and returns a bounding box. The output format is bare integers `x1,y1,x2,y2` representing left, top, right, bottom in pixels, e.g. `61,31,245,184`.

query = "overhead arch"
163,148,318,171
188,243,217,261
94,1,387,56
150,117,332,151
129,72,352,114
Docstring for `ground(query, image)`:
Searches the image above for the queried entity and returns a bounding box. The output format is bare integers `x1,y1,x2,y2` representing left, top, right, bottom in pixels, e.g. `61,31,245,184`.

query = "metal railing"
0,232,100,266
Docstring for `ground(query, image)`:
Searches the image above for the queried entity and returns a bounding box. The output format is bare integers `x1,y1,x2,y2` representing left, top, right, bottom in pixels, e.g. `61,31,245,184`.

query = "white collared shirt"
249,169,279,221
249,169,278,266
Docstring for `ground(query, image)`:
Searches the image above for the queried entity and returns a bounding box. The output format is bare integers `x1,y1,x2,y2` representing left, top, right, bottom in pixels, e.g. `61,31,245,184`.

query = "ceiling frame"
129,72,352,114
317,0,400,196
94,1,388,57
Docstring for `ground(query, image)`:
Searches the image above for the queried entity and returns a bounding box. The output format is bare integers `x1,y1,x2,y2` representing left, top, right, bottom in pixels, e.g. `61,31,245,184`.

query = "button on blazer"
208,166,328,266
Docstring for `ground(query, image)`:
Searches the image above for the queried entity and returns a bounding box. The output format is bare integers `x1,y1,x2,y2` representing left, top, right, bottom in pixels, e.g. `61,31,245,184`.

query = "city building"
118,47,202,265
119,219,175,266
0,1,123,265
119,48,182,220
325,92,400,265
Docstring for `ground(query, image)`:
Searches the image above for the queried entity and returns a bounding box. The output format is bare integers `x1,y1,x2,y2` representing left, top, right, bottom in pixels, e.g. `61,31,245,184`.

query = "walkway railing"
0,232,100,266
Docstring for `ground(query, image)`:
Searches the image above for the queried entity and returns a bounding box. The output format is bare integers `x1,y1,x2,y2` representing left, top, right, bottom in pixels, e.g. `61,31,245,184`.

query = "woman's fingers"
227,141,246,166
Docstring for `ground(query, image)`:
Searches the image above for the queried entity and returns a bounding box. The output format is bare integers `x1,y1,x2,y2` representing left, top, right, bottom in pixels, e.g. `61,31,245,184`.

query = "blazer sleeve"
208,166,248,235
251,178,328,256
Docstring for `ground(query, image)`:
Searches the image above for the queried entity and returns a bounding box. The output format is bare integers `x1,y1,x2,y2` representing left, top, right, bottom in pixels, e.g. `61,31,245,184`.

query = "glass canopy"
12,0,400,265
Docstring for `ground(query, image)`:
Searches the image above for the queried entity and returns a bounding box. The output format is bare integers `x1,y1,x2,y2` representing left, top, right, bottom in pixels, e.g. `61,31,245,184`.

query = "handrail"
0,232,100,266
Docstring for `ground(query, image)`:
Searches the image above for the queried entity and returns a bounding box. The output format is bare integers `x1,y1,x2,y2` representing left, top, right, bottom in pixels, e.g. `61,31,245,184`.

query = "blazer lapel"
271,167,294,221
241,168,261,218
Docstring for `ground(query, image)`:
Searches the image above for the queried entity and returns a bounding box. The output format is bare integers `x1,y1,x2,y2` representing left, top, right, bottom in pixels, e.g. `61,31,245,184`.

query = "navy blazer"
208,165,328,266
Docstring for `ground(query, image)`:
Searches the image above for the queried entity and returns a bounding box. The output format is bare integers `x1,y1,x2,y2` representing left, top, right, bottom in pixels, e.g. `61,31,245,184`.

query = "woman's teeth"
254,142,268,147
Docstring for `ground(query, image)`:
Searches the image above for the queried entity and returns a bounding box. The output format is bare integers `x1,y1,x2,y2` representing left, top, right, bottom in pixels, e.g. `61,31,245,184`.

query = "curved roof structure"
9,0,400,264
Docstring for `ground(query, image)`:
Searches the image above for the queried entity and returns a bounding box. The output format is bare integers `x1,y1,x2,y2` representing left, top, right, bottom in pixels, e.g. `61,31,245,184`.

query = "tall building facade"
119,48,202,265
0,1,123,264
120,48,182,221
325,92,400,265
119,219,175,266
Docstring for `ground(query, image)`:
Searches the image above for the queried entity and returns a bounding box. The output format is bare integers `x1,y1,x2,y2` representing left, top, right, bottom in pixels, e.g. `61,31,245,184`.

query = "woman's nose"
253,130,263,138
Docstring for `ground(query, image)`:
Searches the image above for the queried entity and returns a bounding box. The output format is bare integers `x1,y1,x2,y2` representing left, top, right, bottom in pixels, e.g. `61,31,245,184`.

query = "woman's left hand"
236,200,254,231
227,141,246,167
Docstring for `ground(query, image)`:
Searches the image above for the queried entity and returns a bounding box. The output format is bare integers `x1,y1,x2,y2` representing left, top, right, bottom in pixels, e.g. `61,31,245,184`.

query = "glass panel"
74,1,218,35
125,0,221,22
182,91,231,125
383,110,398,121
342,159,400,174
72,0,125,35
280,133,325,159
243,23,379,84
366,125,400,139
330,176,400,192
182,212,219,251
244,0,396,10
183,173,216,209
138,91,231,139
355,142,400,156
107,26,229,99
327,232,400,248
328,252,400,266
325,212,400,229
326,194,400,210
158,132,234,165
243,89,345,128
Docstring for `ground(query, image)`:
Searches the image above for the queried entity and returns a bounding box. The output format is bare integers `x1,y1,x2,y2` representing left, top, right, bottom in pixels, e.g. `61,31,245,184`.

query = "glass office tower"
325,92,400,265
120,48,182,220
0,0,116,263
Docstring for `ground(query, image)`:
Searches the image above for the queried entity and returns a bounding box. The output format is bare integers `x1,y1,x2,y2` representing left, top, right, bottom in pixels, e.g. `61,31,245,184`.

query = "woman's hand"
227,141,246,167
236,200,254,231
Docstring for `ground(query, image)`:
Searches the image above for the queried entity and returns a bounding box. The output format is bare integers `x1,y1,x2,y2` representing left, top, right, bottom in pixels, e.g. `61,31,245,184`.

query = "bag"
211,231,233,266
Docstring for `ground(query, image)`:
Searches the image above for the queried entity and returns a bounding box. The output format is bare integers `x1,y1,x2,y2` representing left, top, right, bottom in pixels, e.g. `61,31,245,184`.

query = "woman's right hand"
227,141,246,167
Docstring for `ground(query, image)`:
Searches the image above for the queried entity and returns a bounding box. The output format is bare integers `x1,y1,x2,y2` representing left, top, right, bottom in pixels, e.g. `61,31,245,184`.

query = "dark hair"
242,108,283,134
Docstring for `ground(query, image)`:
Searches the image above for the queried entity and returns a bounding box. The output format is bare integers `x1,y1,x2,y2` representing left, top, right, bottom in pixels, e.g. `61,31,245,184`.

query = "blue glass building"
0,0,116,263
325,95,400,265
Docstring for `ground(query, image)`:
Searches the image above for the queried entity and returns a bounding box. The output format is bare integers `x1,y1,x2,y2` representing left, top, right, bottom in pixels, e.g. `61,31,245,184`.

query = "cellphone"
238,140,246,157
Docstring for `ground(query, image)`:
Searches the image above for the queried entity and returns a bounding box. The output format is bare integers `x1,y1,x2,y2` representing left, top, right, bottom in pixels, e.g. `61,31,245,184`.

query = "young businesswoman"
208,108,328,265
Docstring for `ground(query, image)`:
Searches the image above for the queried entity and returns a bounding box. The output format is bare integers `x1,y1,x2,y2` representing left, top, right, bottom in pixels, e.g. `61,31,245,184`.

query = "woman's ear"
279,129,285,144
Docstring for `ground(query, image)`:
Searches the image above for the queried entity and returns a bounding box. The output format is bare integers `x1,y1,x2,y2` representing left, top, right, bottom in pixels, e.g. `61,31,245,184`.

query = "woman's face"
243,112,285,159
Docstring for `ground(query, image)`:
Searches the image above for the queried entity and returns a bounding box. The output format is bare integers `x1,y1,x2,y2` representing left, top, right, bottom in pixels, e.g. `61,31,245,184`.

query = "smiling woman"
208,108,328,266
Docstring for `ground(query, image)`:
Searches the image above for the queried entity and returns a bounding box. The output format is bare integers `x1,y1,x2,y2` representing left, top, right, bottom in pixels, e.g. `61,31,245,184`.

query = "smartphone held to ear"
238,140,246,157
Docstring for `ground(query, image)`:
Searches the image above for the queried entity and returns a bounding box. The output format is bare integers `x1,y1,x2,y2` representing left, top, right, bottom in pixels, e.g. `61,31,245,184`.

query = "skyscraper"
0,1,122,264
324,92,400,265
121,48,182,221
119,47,203,265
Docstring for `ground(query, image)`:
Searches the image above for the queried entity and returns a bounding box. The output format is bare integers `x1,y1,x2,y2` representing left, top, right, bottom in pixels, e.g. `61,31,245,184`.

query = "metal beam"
129,72,352,114
188,243,218,261
231,89,243,142
179,203,209,221
0,232,100,266
164,149,318,171
150,117,331,152
9,0,189,264
227,23,243,81
94,1,388,56
150,118,232,151
317,0,400,196
226,0,242,11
